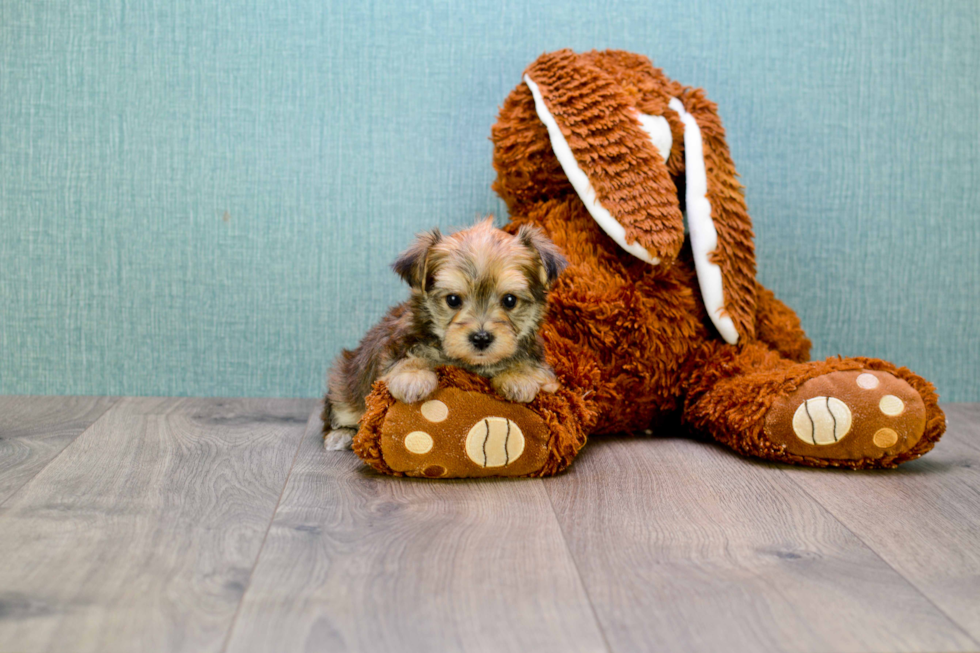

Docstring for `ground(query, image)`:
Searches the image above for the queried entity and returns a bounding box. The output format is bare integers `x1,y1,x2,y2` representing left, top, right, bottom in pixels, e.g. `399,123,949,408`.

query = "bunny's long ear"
523,50,686,267
668,91,757,344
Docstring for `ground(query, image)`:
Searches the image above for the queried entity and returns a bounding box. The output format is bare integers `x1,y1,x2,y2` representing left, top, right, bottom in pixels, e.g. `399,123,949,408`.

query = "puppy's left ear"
392,228,442,290
518,224,568,285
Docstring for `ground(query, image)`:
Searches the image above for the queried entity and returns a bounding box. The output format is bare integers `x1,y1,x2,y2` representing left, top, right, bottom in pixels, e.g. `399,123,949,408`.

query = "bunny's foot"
764,370,929,465
353,367,592,478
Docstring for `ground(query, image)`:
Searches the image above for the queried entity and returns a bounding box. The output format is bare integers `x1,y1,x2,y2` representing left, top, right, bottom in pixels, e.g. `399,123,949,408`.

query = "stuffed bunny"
347,49,944,478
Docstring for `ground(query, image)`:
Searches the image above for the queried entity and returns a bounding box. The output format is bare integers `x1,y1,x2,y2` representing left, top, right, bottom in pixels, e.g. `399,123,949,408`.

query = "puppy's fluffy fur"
323,218,567,450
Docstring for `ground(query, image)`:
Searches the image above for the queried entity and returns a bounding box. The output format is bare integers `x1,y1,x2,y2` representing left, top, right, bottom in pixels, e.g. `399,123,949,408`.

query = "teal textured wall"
1,0,978,401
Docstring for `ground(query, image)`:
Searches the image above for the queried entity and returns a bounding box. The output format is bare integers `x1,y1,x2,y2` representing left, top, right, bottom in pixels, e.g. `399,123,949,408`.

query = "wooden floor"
1,398,978,653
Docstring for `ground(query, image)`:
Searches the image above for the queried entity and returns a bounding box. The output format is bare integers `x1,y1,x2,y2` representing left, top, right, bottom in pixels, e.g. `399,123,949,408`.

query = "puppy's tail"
322,348,360,436
320,399,333,437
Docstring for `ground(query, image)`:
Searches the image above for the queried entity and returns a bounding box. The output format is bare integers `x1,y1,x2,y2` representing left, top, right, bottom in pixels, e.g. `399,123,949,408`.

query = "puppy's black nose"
469,330,494,351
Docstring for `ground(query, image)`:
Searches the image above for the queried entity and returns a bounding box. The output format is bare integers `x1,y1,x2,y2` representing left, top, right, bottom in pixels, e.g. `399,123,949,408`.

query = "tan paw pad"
465,417,525,468
791,397,852,445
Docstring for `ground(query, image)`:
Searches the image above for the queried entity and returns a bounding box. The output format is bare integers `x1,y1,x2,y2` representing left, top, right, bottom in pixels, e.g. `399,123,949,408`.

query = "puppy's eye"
445,294,462,308
501,294,518,310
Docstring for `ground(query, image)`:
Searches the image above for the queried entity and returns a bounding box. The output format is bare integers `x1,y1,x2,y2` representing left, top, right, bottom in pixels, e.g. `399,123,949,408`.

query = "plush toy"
348,49,945,478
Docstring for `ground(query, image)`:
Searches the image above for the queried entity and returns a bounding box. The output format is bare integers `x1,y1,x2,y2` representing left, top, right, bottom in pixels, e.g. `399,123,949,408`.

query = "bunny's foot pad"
379,388,549,478
765,369,928,465
353,367,593,478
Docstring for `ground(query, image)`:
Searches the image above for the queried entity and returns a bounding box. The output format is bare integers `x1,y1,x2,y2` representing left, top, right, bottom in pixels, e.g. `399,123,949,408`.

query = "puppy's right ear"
392,228,442,290
517,223,568,285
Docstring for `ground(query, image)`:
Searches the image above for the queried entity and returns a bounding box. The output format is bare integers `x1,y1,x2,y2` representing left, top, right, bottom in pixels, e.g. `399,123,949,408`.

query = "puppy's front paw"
493,373,543,403
387,369,439,404
493,365,558,403
324,427,356,451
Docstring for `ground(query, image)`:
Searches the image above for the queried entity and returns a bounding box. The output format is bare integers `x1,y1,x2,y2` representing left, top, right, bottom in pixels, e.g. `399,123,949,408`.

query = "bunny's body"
347,50,944,477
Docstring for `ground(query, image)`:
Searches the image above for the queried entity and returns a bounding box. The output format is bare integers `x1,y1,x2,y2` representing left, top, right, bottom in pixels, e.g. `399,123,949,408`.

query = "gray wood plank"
224,406,608,653
945,403,980,453
782,403,980,642
0,396,316,653
545,434,978,653
0,396,118,504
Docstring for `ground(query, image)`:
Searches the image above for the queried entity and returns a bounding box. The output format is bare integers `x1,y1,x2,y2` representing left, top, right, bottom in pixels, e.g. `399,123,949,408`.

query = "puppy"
322,218,567,450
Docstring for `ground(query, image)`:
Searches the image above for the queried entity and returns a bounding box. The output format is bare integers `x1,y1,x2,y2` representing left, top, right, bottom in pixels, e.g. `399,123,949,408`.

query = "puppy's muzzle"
468,330,495,351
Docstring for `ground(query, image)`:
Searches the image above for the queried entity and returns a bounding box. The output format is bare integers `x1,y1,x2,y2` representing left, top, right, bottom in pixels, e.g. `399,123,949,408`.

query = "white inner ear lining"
668,97,739,345
635,113,671,164
524,75,660,266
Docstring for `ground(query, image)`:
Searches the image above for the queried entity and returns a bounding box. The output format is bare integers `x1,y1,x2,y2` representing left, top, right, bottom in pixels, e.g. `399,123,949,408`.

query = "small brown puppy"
323,218,567,450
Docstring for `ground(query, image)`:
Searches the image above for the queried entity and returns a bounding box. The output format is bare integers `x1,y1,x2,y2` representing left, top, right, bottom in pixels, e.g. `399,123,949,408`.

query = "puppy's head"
393,218,567,367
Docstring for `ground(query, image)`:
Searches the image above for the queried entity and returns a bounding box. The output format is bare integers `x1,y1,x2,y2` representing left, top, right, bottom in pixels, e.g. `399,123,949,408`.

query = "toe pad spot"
879,395,905,416
420,400,449,423
873,428,899,448
404,430,434,454
856,373,880,389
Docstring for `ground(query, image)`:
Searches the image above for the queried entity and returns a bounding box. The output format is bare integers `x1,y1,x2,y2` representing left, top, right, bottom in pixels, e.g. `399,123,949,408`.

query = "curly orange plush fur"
349,49,944,477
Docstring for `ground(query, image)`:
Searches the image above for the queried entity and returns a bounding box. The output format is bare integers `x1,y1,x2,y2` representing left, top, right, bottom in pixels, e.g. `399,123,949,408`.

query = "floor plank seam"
542,478,615,653
777,465,980,649
218,408,313,653
0,396,120,510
